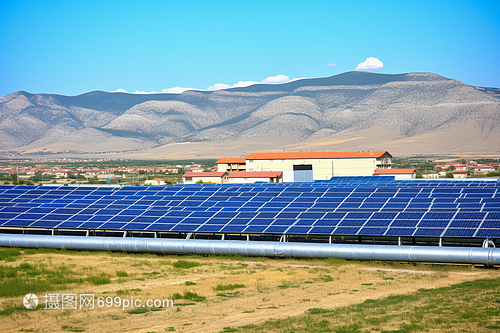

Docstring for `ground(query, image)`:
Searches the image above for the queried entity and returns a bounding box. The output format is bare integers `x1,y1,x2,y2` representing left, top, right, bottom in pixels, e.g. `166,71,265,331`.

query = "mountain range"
1,71,499,159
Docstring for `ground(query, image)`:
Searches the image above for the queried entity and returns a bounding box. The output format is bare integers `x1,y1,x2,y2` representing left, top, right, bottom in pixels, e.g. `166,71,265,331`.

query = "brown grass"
1,249,499,333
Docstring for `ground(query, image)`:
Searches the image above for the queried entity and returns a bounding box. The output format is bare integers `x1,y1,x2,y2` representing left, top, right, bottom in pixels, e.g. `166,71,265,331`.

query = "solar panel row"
0,178,498,238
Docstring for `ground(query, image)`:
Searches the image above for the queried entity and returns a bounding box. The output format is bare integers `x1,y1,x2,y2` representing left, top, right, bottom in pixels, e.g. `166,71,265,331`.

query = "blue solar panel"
170,224,199,231
444,228,476,237
338,219,365,227
414,228,444,237
244,225,268,233
264,225,289,233
31,221,60,227
365,219,392,227
333,227,361,235
476,229,500,237
197,224,225,232
286,226,312,234
109,215,136,222
3,220,32,227
385,228,414,236
0,180,498,237
418,221,450,228
357,227,387,236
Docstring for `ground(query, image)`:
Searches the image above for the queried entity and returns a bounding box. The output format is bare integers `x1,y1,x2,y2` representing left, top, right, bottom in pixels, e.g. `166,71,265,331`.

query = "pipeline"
1,234,499,266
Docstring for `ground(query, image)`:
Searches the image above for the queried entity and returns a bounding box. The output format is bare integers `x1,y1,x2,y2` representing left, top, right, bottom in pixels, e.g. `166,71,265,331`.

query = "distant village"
0,151,498,186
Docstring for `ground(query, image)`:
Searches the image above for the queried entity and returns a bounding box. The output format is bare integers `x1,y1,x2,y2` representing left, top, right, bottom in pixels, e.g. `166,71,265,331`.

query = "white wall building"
226,171,283,184
373,168,416,180
245,151,392,182
183,172,228,184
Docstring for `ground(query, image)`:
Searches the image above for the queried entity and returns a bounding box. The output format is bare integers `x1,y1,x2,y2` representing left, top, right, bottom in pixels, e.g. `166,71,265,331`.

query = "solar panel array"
0,177,499,238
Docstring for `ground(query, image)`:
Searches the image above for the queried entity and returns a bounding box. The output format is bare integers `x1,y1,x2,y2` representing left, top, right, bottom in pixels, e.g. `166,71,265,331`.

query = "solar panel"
0,179,498,239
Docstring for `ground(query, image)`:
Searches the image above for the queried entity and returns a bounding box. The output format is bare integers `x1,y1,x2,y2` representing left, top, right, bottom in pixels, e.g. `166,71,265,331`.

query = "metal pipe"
1,234,499,265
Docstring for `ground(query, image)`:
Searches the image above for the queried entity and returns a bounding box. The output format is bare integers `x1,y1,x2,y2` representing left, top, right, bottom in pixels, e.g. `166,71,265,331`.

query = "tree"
416,173,423,179
445,173,454,178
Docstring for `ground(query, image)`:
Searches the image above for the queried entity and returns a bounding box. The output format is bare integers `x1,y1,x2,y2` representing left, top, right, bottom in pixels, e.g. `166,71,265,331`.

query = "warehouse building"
244,151,392,182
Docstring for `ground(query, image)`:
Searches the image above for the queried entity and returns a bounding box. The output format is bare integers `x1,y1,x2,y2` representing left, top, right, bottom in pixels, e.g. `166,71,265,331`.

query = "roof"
373,168,416,175
152,178,164,181
453,170,468,174
227,171,283,178
183,172,227,178
246,151,391,160
216,157,247,164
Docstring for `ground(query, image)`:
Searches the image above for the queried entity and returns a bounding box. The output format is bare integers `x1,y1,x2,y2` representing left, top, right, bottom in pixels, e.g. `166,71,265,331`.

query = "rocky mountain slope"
0,71,499,158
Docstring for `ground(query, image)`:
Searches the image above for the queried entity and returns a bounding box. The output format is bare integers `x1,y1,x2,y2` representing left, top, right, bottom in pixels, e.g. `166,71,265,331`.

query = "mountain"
1,71,499,159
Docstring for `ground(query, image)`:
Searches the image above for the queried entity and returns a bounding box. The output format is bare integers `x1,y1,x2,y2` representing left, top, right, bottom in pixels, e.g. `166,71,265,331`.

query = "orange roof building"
216,157,247,172
246,151,391,160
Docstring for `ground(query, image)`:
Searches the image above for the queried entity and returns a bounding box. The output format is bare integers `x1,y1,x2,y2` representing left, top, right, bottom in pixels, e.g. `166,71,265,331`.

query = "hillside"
0,71,499,159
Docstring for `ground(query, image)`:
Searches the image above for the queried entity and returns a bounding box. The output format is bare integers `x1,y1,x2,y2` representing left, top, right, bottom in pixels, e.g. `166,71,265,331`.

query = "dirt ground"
2,251,499,333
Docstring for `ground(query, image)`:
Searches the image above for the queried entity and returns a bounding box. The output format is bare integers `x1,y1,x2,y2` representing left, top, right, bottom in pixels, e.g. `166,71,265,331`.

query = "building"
452,170,468,179
166,167,180,174
245,151,392,182
226,171,283,184
216,158,247,172
183,172,228,184
145,178,165,185
421,172,439,179
373,168,416,180
472,166,495,173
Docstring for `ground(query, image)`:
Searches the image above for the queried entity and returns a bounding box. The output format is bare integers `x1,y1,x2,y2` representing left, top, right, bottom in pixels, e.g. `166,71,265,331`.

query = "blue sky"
1,0,499,97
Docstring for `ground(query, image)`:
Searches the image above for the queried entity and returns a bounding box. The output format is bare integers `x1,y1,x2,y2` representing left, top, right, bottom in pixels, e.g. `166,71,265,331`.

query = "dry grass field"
1,247,499,333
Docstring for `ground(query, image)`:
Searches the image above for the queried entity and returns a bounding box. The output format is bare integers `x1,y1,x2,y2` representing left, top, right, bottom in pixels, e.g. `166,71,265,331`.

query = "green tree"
445,172,454,178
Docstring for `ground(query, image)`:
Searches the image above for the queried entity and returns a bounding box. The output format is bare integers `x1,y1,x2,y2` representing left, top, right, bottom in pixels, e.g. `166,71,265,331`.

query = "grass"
0,246,496,332
61,325,85,332
172,260,201,269
214,283,246,291
0,248,22,262
127,308,149,314
171,291,206,302
0,262,114,297
116,270,128,277
226,278,500,332
216,291,241,298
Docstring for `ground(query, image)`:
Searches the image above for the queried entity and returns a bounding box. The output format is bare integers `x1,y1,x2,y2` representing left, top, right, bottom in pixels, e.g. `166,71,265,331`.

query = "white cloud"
111,87,195,94
327,63,337,67
261,74,290,84
206,75,306,91
355,57,383,71
233,80,260,88
207,80,259,91
207,83,231,91
160,87,194,94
